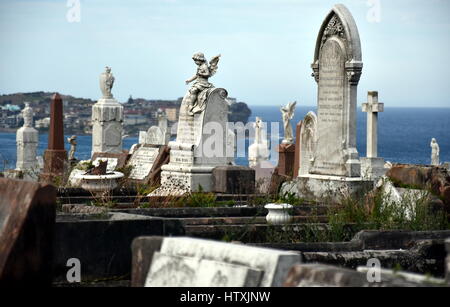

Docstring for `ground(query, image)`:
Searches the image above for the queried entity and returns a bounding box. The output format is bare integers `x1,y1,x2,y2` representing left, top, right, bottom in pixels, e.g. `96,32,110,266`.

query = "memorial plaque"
128,146,160,180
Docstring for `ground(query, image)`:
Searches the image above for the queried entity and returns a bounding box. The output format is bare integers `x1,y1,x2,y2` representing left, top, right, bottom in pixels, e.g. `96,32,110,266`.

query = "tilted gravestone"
0,178,56,286
125,144,170,186
132,236,301,287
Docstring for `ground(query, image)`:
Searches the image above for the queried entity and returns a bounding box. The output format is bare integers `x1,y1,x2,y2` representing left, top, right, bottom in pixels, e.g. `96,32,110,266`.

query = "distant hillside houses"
0,92,251,135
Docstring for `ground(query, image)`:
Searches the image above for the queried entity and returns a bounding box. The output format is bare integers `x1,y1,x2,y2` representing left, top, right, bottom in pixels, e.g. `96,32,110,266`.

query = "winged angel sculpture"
184,52,221,115
280,101,297,144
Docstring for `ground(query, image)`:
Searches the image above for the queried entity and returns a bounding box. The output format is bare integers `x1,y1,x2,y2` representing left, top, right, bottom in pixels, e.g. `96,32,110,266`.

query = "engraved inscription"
312,39,346,175
128,147,159,180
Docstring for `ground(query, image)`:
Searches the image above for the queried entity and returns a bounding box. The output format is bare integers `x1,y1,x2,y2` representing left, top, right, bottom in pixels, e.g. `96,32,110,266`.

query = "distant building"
164,108,178,121
124,114,148,126
35,117,50,129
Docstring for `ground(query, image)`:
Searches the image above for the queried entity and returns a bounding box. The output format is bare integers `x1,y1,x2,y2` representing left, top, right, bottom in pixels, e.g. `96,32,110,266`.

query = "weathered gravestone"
0,178,56,286
125,144,170,186
298,112,318,176
281,4,372,200
146,252,262,287
132,236,301,287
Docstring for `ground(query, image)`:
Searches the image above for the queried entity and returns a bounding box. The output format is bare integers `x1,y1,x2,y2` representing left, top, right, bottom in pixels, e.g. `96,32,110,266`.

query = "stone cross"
362,91,384,158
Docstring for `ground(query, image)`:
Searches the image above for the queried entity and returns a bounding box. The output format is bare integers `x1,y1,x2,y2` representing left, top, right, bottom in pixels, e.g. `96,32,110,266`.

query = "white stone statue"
280,101,297,144
99,66,115,99
249,116,270,167
67,135,77,160
22,102,33,128
255,117,263,144
184,53,221,115
16,103,39,177
431,138,440,166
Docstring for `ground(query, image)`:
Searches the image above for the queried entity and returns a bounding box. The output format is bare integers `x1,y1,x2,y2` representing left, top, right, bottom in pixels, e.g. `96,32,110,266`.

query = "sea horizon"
0,105,448,172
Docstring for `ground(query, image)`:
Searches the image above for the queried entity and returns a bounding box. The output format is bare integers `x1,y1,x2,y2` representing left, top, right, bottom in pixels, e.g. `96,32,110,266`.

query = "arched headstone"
310,4,363,177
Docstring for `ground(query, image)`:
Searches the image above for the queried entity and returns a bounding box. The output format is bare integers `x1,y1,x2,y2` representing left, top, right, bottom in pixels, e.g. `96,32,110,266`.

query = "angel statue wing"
287,101,297,119
208,54,221,76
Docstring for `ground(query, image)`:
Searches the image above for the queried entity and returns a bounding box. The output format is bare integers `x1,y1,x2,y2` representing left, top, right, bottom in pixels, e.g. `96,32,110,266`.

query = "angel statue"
67,135,77,161
99,66,115,99
184,52,221,115
280,101,297,144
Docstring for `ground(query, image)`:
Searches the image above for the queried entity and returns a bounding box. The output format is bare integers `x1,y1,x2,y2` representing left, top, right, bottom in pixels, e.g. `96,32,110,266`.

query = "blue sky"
0,0,449,107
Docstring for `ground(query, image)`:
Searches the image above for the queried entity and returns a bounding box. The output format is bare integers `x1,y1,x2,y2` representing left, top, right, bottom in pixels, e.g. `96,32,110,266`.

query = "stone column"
277,143,295,177
41,93,67,183
92,67,123,156
361,91,385,180
16,103,39,178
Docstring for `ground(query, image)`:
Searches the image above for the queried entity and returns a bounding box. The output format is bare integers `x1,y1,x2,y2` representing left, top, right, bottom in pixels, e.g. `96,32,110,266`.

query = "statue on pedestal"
280,101,297,144
184,52,221,115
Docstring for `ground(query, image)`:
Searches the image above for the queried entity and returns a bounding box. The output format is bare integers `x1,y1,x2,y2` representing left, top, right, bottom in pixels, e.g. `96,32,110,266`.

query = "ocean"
0,106,449,171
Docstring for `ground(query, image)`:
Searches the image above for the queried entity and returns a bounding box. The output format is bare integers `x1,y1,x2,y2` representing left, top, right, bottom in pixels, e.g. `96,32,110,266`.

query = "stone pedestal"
281,174,372,203
92,98,124,156
41,150,68,182
277,143,295,177
361,157,385,180
212,166,255,194
16,126,39,176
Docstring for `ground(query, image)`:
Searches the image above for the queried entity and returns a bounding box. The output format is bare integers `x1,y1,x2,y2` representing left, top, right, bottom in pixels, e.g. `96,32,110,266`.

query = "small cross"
362,91,384,158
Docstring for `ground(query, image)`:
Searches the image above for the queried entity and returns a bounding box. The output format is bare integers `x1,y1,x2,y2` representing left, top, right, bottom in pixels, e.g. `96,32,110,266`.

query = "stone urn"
264,203,293,225
74,171,124,195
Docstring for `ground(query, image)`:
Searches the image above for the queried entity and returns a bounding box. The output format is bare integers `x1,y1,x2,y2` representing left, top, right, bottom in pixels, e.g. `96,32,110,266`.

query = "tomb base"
280,174,373,203
361,157,386,181
150,164,216,196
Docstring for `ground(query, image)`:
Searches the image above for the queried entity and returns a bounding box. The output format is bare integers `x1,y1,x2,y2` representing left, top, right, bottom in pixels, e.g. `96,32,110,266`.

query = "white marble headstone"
149,237,301,287
309,4,362,178
145,252,262,287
